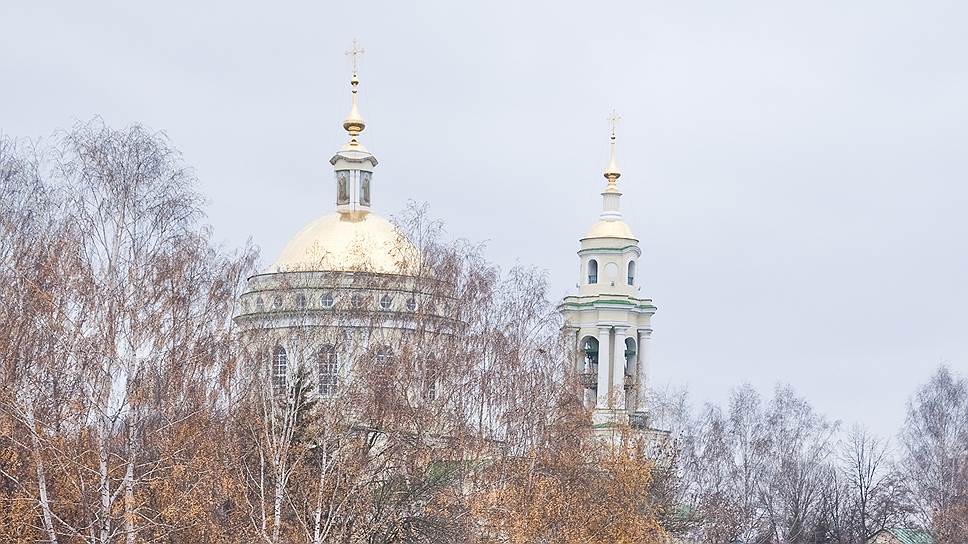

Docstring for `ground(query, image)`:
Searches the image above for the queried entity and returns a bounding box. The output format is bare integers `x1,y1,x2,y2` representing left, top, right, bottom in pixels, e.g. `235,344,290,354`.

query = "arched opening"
580,336,599,373
272,345,288,395
624,337,637,378
588,259,598,284
318,345,338,397
295,294,307,310
627,260,636,286
255,297,265,312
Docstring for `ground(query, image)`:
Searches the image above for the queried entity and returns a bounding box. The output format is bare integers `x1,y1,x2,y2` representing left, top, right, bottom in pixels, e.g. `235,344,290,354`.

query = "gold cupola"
269,41,419,275
583,110,636,241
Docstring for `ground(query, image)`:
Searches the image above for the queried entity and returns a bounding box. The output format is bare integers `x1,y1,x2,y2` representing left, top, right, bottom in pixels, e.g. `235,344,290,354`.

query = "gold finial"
343,39,366,146
604,109,621,183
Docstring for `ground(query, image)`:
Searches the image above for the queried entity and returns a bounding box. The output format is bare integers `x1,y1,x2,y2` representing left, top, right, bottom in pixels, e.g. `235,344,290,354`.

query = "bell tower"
561,112,657,427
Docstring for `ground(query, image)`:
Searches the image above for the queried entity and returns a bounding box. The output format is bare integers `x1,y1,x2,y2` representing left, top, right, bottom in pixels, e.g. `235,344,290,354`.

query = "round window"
406,297,417,312
351,294,364,309
320,292,335,309
272,295,283,309
379,294,393,311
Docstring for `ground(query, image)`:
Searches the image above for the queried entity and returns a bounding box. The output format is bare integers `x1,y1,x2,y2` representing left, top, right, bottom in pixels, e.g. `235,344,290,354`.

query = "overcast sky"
3,1,966,438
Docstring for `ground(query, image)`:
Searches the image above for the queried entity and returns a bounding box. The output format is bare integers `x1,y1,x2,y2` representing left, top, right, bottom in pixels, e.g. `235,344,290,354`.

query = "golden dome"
270,212,419,275
583,219,637,241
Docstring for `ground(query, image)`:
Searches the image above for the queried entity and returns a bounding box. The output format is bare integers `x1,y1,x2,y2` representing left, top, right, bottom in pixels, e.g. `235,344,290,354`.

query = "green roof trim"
560,298,657,311
577,245,640,255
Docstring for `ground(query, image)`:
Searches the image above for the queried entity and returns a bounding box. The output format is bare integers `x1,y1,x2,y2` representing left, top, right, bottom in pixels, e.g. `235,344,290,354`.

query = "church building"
235,44,657,431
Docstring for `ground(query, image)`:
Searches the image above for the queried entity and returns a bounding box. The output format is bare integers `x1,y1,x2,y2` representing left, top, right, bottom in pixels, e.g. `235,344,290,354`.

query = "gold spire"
342,39,366,147
604,109,622,186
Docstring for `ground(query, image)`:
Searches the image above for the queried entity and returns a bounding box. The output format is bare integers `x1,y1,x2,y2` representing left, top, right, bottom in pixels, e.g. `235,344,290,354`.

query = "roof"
876,528,933,544
269,212,418,275
582,218,637,240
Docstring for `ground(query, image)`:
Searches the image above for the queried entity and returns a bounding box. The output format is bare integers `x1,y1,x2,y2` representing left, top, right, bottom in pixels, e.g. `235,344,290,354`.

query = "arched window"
272,295,283,310
351,293,365,309
272,346,288,395
406,297,418,312
423,365,437,401
320,292,335,309
318,345,338,397
588,259,598,284
627,260,636,286
379,294,393,311
295,294,307,310
255,297,265,312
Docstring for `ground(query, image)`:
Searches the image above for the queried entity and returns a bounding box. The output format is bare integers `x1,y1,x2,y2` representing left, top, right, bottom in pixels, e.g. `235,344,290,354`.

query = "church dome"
270,212,418,275
583,219,637,241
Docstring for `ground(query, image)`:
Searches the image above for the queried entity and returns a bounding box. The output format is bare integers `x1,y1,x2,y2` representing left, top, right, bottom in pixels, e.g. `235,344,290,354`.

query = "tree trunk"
27,408,59,544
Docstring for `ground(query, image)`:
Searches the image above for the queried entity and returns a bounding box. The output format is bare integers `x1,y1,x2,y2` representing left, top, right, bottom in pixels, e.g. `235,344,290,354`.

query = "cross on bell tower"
345,38,365,76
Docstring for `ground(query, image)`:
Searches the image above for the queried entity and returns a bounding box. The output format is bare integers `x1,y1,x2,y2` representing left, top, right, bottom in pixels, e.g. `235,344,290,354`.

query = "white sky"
3,1,966,439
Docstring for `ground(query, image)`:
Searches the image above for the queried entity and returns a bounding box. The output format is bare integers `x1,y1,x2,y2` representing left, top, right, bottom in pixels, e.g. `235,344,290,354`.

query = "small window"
272,295,283,310
406,297,417,312
320,292,335,309
295,294,306,309
375,347,393,365
272,346,288,395
255,297,265,312
627,261,636,286
318,345,338,397
379,294,393,311
588,259,598,284
351,294,364,309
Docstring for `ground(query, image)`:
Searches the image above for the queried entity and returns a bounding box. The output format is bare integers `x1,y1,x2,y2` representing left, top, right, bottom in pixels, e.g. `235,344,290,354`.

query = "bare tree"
899,366,968,542
0,122,253,543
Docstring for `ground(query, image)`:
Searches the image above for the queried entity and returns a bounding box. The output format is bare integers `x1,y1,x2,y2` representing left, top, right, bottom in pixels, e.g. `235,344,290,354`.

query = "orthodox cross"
345,39,365,75
607,109,621,137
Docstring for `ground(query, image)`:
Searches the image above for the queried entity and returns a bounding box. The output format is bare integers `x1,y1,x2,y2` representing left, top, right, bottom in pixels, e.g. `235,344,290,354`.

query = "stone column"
636,329,651,413
612,327,627,410
595,326,611,409
564,327,580,374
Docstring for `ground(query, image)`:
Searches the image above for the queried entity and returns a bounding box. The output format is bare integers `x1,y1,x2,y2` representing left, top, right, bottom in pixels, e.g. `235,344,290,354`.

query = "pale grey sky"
3,1,966,438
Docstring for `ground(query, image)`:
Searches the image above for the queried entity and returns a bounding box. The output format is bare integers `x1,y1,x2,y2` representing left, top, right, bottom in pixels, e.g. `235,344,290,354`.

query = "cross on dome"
607,109,621,137
345,38,365,76
342,39,366,147
604,109,621,182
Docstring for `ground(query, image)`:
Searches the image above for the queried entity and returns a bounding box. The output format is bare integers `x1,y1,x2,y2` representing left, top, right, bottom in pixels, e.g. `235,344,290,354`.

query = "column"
612,327,627,410
564,327,581,374
636,330,651,413
595,326,611,409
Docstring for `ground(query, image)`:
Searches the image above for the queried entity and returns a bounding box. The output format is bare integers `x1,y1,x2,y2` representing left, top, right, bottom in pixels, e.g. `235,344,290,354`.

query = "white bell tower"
561,112,657,428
